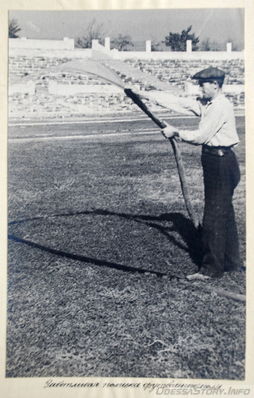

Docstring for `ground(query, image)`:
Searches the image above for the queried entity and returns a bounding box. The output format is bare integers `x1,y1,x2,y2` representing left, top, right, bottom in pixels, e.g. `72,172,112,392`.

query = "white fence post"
146,40,151,52
105,37,110,51
186,40,192,53
227,42,232,52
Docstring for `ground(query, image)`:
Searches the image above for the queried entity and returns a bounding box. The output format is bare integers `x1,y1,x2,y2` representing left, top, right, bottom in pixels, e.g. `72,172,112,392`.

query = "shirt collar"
208,92,224,105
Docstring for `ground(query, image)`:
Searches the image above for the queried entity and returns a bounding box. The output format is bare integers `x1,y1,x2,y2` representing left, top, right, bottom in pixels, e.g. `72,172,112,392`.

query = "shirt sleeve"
178,102,226,145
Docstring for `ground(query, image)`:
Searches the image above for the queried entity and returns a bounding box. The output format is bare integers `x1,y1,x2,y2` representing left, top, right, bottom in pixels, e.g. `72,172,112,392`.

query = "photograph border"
1,0,253,397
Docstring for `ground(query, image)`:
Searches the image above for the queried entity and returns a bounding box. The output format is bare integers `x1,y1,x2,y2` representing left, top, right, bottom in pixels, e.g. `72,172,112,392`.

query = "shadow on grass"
8,233,167,277
8,208,202,277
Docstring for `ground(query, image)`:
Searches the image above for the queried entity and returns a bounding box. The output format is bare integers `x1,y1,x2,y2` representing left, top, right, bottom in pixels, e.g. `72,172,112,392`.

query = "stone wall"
8,39,245,121
114,50,244,61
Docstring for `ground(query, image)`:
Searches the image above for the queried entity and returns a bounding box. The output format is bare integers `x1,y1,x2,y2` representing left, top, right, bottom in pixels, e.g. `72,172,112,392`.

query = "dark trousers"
200,149,241,277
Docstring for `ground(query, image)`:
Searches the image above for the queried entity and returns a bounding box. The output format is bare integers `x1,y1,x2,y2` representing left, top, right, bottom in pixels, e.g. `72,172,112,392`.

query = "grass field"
7,115,245,379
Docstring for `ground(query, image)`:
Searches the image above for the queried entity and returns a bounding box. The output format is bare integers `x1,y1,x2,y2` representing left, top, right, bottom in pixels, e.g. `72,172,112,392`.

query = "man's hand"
161,122,179,139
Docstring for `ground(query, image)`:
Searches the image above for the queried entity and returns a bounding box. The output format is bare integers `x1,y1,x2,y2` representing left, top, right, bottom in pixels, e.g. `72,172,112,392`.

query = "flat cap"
192,66,225,82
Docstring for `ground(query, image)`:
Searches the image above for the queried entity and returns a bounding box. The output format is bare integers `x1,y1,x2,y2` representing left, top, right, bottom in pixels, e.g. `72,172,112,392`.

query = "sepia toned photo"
5,4,249,390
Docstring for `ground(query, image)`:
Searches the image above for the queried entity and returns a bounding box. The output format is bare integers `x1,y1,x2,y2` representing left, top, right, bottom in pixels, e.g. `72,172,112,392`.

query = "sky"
9,8,244,49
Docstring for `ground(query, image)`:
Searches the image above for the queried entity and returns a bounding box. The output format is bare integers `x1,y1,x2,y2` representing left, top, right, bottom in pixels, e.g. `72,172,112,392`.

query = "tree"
111,34,133,51
75,19,104,48
200,38,221,51
9,18,21,38
164,25,199,51
151,41,163,51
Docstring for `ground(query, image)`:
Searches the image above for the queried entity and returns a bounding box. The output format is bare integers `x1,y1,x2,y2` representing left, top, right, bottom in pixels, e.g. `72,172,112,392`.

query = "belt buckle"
218,149,224,156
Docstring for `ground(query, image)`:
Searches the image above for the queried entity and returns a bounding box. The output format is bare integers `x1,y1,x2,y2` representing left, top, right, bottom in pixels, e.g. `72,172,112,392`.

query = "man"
161,66,242,280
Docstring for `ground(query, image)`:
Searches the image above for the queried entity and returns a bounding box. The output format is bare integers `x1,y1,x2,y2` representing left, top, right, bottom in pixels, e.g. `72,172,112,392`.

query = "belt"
202,145,232,157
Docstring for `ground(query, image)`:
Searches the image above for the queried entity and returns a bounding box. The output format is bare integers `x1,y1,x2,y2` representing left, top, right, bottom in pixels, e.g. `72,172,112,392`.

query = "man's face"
199,81,218,99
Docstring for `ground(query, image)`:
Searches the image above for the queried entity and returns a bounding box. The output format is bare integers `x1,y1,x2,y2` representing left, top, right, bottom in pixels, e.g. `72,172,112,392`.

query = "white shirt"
143,91,239,147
